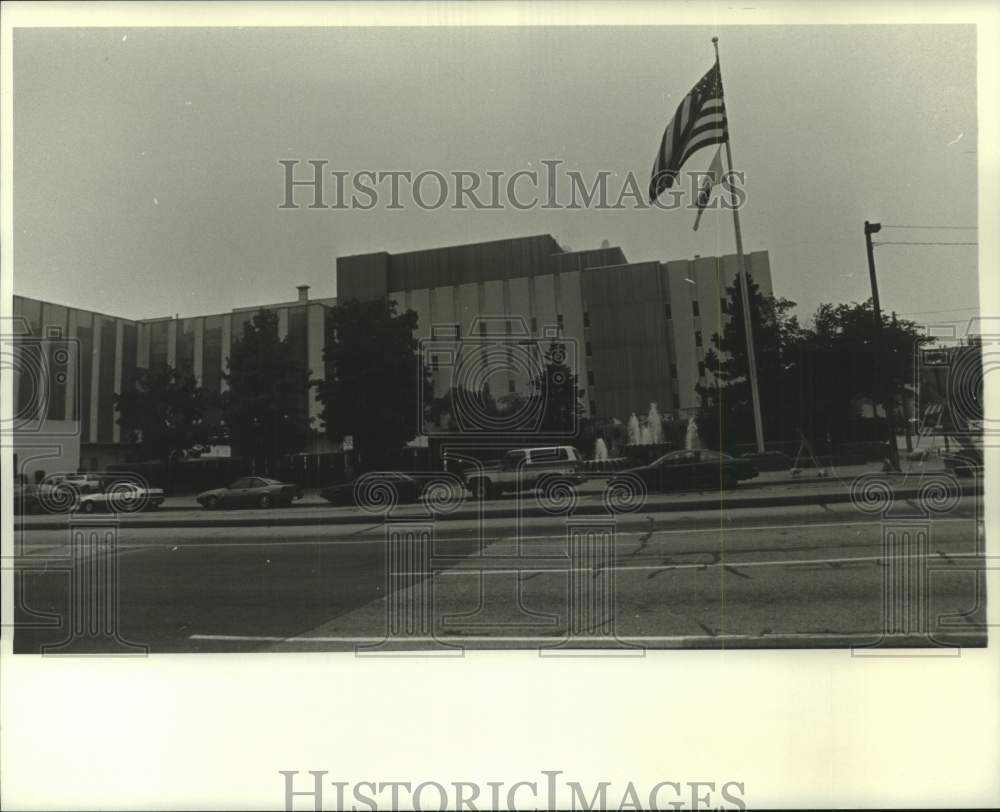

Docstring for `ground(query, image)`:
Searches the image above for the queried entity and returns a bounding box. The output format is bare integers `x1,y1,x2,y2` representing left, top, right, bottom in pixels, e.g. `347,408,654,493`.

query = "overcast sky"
13,25,978,326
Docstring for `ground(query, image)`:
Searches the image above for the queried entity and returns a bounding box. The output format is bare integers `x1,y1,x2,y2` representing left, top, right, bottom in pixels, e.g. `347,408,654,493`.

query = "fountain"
627,413,641,446
647,403,662,445
685,417,701,450
594,437,609,462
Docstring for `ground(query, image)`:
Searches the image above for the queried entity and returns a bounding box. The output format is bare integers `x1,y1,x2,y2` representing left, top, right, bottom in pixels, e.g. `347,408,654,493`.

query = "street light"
864,220,902,472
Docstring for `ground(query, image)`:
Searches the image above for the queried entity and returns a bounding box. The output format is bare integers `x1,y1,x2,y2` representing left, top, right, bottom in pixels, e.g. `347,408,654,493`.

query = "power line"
873,240,977,246
880,224,977,230
894,306,979,316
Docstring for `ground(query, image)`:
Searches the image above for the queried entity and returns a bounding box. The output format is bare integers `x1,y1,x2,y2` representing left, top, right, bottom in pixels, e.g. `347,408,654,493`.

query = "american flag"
648,61,728,204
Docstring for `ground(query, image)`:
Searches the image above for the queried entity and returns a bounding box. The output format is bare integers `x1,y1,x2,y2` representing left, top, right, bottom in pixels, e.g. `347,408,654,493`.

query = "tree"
222,309,313,472
315,298,423,469
796,301,932,448
695,274,803,451
531,339,584,434
114,363,211,462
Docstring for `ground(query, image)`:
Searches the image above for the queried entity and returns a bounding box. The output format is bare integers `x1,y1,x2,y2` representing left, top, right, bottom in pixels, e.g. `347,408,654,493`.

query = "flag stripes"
649,61,728,203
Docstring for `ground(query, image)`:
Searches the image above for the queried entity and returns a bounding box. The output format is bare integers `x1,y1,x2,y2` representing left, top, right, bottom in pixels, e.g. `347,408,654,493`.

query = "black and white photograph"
1,2,998,810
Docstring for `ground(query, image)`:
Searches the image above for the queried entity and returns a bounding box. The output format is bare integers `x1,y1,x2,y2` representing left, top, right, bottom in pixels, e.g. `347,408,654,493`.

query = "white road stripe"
17,516,972,550
188,631,982,644
394,551,983,577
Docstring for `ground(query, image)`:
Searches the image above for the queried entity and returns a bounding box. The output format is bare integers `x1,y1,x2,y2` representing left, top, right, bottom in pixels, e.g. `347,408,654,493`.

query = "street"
13,497,986,653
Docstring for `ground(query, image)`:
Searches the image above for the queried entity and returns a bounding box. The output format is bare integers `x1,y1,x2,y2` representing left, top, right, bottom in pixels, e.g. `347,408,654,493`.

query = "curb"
16,483,982,531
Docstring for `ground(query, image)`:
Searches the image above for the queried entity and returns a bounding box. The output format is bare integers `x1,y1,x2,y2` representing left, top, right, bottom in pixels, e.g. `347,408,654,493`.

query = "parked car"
46,473,103,494
463,446,585,500
196,477,302,509
614,449,758,492
75,483,166,513
320,472,424,507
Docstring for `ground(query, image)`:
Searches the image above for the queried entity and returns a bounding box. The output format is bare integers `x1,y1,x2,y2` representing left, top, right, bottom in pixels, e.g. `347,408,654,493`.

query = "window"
530,447,569,464
583,311,590,328
695,331,703,348
508,379,516,394
556,313,564,330
692,300,700,318
479,321,486,335
590,399,597,415
505,319,512,334
698,361,705,378
672,394,681,409
670,363,678,379
585,341,592,357
587,370,595,386
531,316,538,333
664,302,672,320
720,298,728,315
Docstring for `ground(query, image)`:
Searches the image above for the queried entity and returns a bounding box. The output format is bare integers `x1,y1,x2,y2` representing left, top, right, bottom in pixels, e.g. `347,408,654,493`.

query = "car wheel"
204,495,219,510
259,494,273,509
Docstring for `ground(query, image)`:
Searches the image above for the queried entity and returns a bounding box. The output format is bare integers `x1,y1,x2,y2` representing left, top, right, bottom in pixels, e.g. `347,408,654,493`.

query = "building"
12,286,334,472
13,234,774,471
337,234,773,423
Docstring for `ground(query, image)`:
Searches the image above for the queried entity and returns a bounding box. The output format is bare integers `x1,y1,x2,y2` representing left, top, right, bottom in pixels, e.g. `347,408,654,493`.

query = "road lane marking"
393,551,984,577
19,516,972,550
188,631,984,644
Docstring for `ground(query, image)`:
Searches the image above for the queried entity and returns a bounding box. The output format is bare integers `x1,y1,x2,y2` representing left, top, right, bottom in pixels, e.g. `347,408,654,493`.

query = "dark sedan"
320,472,423,507
196,477,302,509
617,449,758,492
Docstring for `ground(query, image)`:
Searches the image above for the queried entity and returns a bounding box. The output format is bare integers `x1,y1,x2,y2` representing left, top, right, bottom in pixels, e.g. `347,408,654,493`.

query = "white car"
463,446,585,499
75,483,165,514
45,473,103,494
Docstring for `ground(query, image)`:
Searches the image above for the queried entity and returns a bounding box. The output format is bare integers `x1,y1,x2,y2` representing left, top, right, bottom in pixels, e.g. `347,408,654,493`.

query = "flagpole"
713,36,766,454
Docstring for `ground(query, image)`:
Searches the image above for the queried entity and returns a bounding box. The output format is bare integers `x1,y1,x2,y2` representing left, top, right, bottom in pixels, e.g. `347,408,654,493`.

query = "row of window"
662,299,729,321
580,298,728,331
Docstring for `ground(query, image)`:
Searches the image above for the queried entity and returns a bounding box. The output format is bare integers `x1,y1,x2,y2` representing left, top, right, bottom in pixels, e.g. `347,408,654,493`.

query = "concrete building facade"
13,234,773,469
12,286,334,470
337,234,773,423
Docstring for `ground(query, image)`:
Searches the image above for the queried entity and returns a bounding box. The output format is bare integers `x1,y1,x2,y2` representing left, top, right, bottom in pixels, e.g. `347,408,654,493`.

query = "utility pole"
864,221,901,472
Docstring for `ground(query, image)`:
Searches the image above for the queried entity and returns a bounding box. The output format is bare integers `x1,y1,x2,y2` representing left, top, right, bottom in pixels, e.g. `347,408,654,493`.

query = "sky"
12,24,979,327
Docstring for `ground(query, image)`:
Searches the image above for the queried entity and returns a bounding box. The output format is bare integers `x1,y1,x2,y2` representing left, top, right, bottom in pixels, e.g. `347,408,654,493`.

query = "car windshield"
650,450,692,466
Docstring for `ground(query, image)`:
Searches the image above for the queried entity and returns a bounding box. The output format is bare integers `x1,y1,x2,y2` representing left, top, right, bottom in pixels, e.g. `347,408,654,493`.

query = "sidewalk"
16,455,977,531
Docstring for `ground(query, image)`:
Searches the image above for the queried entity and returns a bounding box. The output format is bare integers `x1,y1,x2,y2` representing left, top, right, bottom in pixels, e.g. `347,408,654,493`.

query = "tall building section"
337,235,773,422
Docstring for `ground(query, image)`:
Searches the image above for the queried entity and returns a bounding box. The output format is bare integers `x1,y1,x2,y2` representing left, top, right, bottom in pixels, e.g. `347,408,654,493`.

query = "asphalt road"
12,498,987,653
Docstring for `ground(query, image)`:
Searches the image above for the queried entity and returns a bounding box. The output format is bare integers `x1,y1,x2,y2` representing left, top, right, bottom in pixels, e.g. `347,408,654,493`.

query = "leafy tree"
695,274,803,451
695,279,934,454
114,363,211,462
797,301,932,447
531,339,584,434
315,298,424,469
222,309,313,472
